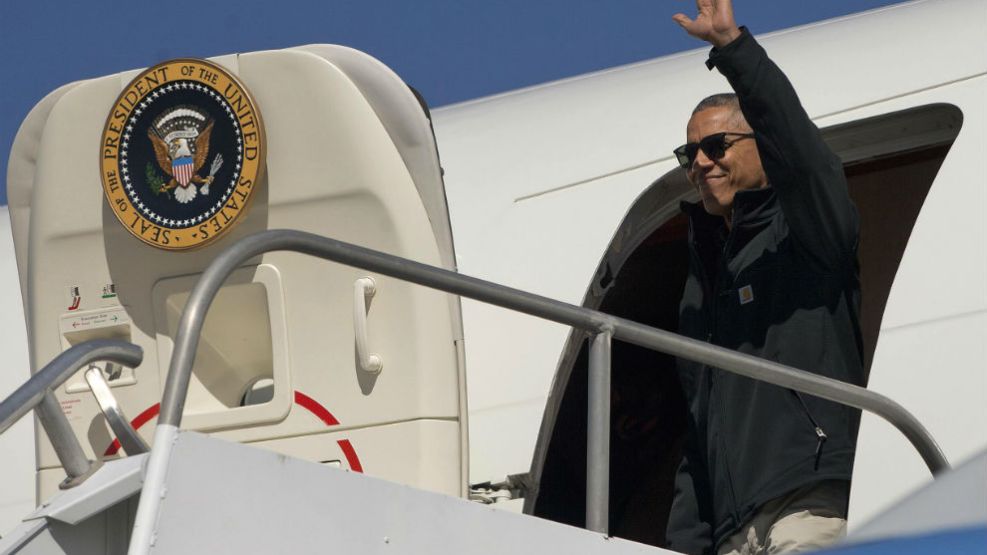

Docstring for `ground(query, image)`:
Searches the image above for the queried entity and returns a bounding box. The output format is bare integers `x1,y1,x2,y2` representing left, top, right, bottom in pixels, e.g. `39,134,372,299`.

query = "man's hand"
673,0,742,48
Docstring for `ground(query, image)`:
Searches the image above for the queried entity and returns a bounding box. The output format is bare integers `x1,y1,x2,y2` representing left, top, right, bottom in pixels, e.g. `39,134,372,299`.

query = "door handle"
354,277,383,374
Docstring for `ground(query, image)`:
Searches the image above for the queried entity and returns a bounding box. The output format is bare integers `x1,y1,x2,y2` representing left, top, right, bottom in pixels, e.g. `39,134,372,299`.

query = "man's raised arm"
675,0,858,272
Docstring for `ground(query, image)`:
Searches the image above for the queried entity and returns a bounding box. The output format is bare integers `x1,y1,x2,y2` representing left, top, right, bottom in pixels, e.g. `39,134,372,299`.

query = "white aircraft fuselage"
0,0,983,546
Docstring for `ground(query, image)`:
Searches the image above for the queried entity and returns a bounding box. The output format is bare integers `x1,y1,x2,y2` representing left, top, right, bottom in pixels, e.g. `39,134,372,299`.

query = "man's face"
685,106,767,218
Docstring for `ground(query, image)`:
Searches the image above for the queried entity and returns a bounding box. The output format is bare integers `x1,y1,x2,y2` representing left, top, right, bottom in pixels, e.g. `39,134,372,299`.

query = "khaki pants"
717,480,848,555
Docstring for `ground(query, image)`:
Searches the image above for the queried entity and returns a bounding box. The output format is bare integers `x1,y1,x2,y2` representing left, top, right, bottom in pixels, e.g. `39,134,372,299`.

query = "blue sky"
0,0,910,205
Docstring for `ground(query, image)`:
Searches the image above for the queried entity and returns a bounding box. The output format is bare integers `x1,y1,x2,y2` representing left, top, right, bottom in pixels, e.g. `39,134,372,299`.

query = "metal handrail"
129,229,948,550
0,340,143,487
85,366,150,455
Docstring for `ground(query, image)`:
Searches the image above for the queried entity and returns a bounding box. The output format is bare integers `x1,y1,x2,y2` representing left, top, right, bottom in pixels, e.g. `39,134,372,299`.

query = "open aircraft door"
523,104,965,546
6,46,467,501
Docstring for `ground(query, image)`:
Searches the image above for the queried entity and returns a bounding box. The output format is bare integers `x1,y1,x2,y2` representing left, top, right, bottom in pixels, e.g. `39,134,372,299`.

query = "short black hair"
692,93,740,115
691,93,750,130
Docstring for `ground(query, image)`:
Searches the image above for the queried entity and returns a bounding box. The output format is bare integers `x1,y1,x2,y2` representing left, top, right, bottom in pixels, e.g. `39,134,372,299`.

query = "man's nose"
693,148,715,170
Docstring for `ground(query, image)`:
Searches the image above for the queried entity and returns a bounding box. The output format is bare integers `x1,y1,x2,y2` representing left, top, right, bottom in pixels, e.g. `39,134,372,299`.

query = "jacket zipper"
690,223,744,526
792,391,828,471
708,230,743,525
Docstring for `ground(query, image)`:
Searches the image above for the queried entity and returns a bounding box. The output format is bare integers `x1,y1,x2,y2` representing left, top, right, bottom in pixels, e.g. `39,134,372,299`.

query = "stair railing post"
586,329,612,535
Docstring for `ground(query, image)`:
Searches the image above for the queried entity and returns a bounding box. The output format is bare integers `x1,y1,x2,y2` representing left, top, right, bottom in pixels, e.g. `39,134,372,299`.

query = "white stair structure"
0,432,666,555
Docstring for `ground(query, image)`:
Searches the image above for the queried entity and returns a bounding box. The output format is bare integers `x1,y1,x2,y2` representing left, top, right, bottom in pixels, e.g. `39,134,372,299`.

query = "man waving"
666,1,865,553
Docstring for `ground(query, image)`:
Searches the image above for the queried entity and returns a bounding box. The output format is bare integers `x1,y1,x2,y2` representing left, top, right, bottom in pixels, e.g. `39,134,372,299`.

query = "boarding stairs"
0,230,948,555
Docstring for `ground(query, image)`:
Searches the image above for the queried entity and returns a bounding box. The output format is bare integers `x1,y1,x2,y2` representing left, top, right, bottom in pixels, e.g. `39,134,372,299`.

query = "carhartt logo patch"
738,285,754,305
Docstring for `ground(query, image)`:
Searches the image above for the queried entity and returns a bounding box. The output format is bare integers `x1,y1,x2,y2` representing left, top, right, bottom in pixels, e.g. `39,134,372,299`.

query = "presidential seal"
100,58,264,250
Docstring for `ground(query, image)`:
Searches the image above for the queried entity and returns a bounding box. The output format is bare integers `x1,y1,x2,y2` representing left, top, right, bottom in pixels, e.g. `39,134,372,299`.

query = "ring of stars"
117,80,244,229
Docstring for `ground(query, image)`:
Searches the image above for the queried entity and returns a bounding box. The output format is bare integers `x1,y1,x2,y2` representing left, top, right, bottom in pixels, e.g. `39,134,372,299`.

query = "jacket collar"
680,186,778,235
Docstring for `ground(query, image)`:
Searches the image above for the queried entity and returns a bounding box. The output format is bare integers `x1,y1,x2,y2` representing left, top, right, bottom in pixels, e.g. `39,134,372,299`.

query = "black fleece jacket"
665,28,865,554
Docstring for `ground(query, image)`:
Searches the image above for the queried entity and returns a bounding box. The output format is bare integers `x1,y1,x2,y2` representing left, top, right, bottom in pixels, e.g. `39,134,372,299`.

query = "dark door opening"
527,104,960,549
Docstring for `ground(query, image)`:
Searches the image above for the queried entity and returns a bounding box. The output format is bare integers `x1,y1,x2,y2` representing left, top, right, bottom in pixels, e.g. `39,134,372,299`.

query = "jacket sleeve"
666,452,714,555
707,28,859,272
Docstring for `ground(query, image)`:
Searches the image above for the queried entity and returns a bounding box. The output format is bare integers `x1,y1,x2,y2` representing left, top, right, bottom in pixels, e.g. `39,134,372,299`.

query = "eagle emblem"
100,58,264,251
147,106,224,204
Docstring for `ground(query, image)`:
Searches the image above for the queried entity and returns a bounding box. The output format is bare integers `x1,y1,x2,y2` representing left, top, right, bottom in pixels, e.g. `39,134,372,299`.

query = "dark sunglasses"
673,132,755,169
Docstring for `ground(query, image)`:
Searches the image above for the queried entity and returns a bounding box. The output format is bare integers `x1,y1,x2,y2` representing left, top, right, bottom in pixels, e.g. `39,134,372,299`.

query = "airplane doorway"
525,103,961,548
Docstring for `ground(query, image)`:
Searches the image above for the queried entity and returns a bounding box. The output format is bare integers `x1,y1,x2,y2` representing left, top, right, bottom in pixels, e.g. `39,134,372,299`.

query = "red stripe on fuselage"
336,439,364,473
293,390,340,426
292,391,363,473
100,393,363,473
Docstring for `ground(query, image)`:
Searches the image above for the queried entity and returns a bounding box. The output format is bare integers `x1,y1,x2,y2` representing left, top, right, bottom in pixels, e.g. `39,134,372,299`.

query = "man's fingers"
674,12,707,39
672,13,694,30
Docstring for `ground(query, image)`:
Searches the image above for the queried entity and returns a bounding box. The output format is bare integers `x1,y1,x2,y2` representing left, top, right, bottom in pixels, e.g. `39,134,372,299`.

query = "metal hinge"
469,473,534,505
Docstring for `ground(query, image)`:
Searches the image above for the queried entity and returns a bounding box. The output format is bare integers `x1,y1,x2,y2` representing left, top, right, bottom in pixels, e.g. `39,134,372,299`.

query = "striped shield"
172,156,194,187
